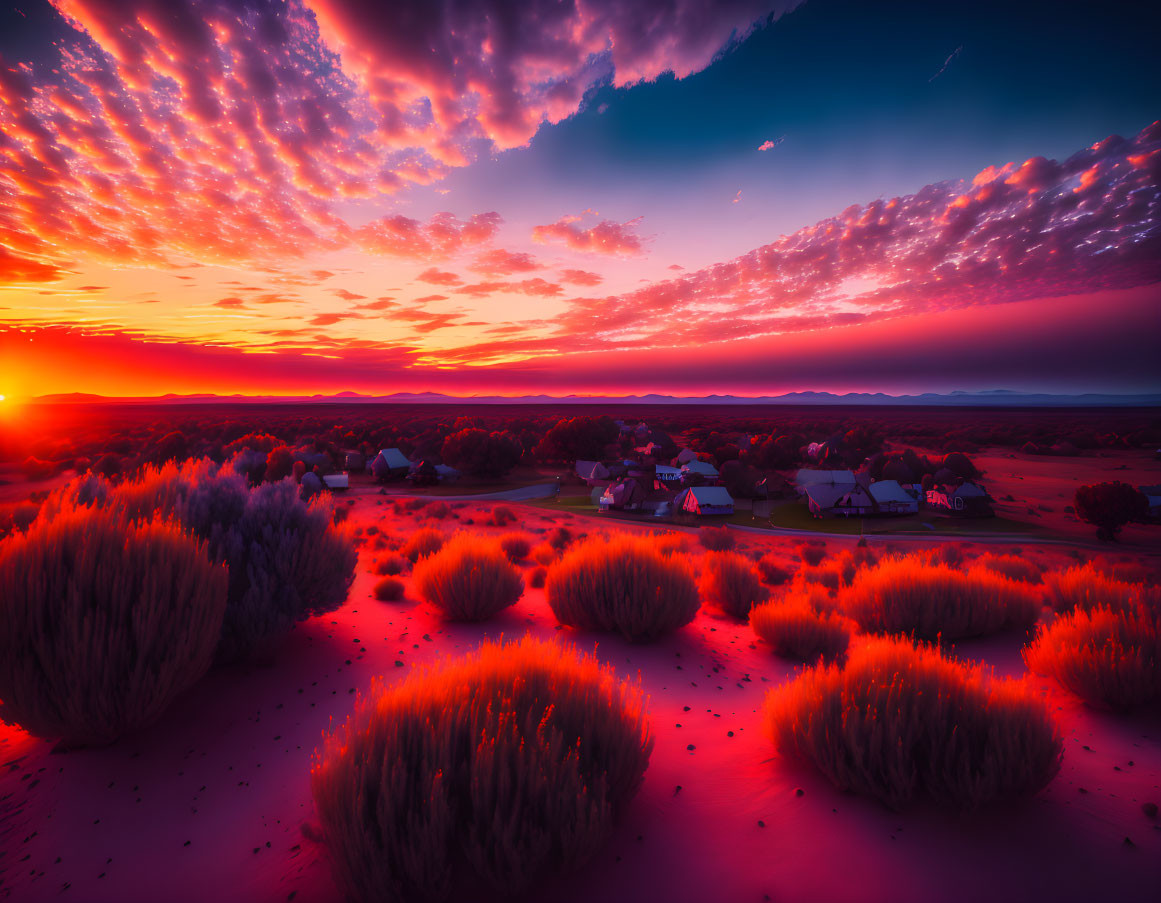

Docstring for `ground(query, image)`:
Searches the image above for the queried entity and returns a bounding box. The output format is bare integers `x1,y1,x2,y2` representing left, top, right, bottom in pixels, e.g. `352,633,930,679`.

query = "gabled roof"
688,486,734,506
868,480,914,504
806,483,872,509
655,465,682,477
575,459,609,480
683,460,719,476
377,448,411,469
796,469,856,487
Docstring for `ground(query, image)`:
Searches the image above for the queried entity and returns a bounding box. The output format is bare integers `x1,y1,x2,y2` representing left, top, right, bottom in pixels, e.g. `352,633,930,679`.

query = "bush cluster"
1024,602,1160,710
750,593,854,662
311,636,651,902
412,533,524,621
840,556,1040,640
700,551,769,619
372,577,406,602
546,535,700,641
0,503,227,745
498,532,532,562
403,527,446,563
766,636,1063,809
698,526,735,551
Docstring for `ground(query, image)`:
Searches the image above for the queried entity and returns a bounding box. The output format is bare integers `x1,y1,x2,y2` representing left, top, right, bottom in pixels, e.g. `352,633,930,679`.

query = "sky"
0,0,1159,399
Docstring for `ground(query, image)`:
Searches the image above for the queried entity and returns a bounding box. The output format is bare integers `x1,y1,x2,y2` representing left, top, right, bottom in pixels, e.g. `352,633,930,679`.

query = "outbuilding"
675,485,735,516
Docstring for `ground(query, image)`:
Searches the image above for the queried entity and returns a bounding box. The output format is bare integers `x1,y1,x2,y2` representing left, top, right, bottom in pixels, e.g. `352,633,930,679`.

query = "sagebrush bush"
750,595,854,662
311,636,651,902
403,527,446,563
531,542,557,565
1024,604,1160,710
976,554,1042,584
499,532,532,561
373,554,406,576
797,542,827,567
546,535,699,641
840,556,1040,640
529,566,548,588
698,526,735,551
757,554,793,586
1043,563,1140,613
0,503,227,746
412,533,524,621
766,636,1063,809
40,461,357,662
548,525,573,550
700,551,769,618
426,502,450,520
372,577,406,602
489,505,517,527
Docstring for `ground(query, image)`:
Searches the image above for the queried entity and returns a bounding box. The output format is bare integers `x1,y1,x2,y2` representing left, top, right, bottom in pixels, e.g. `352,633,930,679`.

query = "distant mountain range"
29,390,1161,407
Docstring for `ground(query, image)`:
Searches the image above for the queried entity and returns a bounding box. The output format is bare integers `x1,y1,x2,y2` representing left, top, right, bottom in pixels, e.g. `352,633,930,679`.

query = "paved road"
371,482,559,502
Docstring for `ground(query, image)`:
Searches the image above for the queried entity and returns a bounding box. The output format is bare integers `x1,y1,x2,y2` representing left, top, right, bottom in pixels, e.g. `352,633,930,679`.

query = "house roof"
575,459,609,480
377,448,411,469
688,486,734,506
868,480,914,504
655,465,682,477
683,460,719,476
796,469,856,487
806,483,872,509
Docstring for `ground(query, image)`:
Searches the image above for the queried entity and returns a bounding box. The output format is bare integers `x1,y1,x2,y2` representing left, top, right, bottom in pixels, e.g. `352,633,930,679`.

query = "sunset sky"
1,0,1159,399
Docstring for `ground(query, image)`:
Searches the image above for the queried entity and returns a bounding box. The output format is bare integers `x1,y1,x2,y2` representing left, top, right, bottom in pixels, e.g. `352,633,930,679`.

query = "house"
805,482,875,517
868,479,919,515
795,469,857,494
599,478,646,511
322,473,349,491
926,482,994,517
654,465,683,486
675,485,735,516
575,459,611,485
371,447,411,479
681,460,719,480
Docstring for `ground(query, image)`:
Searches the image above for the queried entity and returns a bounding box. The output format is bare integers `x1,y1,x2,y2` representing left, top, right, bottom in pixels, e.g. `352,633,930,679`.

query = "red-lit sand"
2,486,1159,903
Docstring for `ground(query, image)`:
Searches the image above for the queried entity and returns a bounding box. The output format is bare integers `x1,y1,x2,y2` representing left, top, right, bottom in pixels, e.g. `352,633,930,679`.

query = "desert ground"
3,478,1159,903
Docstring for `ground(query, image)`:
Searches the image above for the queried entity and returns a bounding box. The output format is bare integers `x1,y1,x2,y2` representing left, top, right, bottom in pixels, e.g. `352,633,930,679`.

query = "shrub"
655,533,690,557
426,501,450,520
529,566,548,589
698,526,735,551
546,535,699,641
840,556,1040,640
766,636,1063,809
547,525,573,550
757,554,793,586
373,554,406,576
403,527,446,563
0,503,227,746
797,542,827,567
499,532,533,562
489,506,518,527
750,595,854,662
372,577,405,602
975,554,1042,584
413,533,524,621
41,461,357,663
700,551,769,619
1024,604,1160,710
1043,563,1141,613
531,542,557,565
311,636,651,902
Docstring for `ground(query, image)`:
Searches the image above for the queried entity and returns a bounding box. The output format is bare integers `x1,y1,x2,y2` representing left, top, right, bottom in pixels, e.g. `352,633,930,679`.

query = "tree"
441,429,522,478
264,445,296,482
534,416,618,463
1073,481,1148,541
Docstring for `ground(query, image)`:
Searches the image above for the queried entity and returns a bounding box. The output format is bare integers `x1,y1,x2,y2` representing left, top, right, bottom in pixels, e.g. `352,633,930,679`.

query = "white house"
795,469,856,493
575,459,611,484
654,465,683,485
322,473,349,491
805,482,874,517
376,448,411,471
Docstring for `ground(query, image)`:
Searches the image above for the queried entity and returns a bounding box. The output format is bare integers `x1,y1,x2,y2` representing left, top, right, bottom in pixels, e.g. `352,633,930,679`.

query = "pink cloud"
355,211,501,259
558,268,604,286
416,268,463,285
469,248,542,276
531,213,647,256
